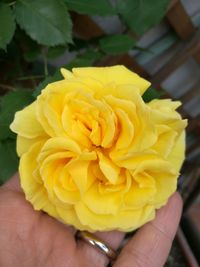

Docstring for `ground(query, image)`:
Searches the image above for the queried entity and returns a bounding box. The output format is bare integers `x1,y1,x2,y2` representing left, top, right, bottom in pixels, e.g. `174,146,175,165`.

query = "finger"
1,173,22,192
114,192,183,267
76,230,125,267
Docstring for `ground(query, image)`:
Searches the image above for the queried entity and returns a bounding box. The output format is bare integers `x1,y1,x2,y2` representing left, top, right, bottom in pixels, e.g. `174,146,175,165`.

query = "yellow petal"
124,178,156,208
16,135,47,156
152,129,178,158
60,68,74,79
66,152,96,193
19,142,57,217
72,65,150,95
98,152,120,184
115,108,134,149
75,201,155,231
10,102,46,138
56,206,86,230
167,131,186,172
83,183,122,215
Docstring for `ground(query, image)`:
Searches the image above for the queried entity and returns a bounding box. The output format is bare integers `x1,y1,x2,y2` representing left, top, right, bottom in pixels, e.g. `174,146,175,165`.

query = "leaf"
24,48,41,62
47,45,67,59
0,139,19,185
99,34,136,54
14,0,72,46
65,50,103,69
64,0,115,16
0,3,16,50
0,90,34,140
142,87,164,103
116,0,169,35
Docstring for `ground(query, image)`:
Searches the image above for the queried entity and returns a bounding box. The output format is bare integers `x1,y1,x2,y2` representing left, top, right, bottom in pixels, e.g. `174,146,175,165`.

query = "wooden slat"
151,30,200,86
187,138,200,155
180,81,200,104
193,46,200,65
176,228,199,267
166,0,196,40
187,114,200,134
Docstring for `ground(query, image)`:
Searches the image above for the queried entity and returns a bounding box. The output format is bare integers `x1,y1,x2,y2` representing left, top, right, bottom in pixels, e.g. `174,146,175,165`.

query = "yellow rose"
10,66,187,232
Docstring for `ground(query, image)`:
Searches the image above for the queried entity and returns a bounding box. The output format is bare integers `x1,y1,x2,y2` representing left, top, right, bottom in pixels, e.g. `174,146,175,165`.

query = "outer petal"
10,102,46,138
19,141,57,218
16,135,48,156
167,131,186,172
72,65,150,95
75,201,155,232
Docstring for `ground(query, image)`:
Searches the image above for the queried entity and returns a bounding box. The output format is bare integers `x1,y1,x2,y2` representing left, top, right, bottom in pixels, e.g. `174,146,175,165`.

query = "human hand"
0,174,182,267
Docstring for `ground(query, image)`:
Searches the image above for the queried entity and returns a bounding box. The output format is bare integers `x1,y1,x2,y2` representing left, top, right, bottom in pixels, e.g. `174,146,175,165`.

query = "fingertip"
167,191,183,219
171,192,183,210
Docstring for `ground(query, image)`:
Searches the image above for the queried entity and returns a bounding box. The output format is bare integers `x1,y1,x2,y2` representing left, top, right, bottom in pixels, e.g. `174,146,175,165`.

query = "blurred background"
0,0,200,266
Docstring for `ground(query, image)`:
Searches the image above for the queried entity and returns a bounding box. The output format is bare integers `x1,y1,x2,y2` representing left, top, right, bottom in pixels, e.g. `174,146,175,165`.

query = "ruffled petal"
72,65,150,95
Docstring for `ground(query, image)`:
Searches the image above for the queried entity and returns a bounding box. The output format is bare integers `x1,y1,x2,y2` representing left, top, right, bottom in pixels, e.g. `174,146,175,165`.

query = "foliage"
0,3,15,50
99,34,136,55
0,0,169,182
116,0,169,35
14,0,72,46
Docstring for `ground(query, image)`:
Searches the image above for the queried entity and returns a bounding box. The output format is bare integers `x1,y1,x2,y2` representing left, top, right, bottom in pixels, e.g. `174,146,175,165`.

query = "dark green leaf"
0,3,16,50
65,0,115,16
47,46,67,59
0,90,34,140
69,38,89,51
142,87,164,103
116,0,169,35
14,0,72,46
99,34,136,54
0,139,19,185
24,49,40,62
65,50,103,69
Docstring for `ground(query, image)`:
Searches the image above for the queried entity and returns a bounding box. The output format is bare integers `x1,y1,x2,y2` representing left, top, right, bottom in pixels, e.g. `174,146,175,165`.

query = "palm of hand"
0,188,79,267
0,175,182,267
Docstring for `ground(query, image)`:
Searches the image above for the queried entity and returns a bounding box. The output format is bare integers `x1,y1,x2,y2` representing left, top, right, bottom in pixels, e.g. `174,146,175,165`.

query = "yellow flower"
10,66,187,232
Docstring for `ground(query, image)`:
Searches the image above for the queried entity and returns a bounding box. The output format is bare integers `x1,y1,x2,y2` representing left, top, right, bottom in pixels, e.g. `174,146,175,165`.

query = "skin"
0,174,182,267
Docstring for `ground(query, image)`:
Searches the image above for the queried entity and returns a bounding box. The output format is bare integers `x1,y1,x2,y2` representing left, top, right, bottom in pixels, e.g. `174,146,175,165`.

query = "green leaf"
64,0,115,16
142,87,164,103
0,90,34,140
24,48,41,62
0,3,16,50
14,0,72,46
116,0,169,35
47,46,67,59
0,139,19,185
65,50,103,69
99,34,136,55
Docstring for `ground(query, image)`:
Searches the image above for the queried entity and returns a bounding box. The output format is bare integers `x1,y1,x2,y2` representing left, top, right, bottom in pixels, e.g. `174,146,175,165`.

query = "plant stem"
43,52,49,77
0,84,15,90
17,75,45,81
8,1,16,6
